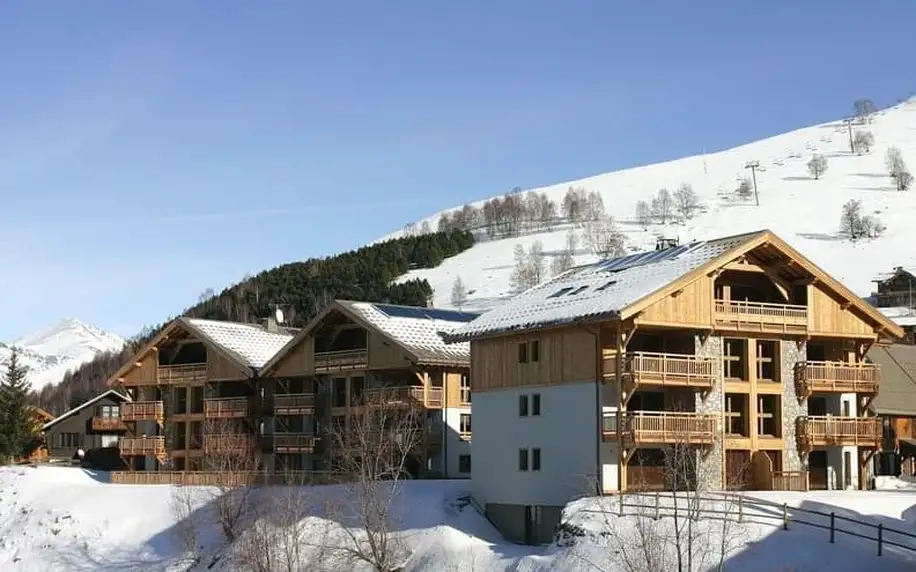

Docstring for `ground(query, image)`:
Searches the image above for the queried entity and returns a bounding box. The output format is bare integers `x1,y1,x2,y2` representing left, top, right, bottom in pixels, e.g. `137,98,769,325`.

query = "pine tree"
0,348,32,463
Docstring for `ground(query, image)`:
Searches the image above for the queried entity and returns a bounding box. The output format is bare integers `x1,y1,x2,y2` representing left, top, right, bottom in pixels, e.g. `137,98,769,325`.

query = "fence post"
782,503,789,531
877,524,883,557
618,492,624,517
738,495,744,523
654,492,660,520
829,512,835,543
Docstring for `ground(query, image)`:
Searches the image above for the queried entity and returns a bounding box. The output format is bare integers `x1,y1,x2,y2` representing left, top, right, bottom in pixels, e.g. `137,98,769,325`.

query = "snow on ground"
3,466,916,571
383,98,916,312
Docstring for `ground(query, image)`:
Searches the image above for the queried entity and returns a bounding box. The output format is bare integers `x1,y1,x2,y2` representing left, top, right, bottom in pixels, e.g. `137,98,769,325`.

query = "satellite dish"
275,307,285,324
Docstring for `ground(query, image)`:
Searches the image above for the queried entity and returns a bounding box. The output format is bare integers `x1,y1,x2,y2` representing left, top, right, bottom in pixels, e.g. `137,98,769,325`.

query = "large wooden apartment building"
442,229,903,545
107,301,476,481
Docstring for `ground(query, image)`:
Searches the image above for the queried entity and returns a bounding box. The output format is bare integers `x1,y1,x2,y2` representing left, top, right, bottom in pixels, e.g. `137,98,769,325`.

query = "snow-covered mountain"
0,318,126,391
384,97,916,312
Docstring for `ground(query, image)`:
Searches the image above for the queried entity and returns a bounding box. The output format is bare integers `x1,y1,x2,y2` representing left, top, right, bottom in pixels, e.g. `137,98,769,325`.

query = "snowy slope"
384,98,916,311
1,466,914,571
0,318,125,391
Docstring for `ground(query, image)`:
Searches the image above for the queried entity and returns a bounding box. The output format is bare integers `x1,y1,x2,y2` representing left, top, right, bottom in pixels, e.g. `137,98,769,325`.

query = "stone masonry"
695,334,724,489
780,340,807,472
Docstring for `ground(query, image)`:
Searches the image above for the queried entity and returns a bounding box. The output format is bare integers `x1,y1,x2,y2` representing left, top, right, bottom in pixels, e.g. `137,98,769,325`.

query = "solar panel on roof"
373,303,480,323
595,243,694,273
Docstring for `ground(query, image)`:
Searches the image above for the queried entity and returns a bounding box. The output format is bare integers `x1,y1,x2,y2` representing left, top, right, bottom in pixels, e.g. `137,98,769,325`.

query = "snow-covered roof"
41,389,130,431
181,318,295,370
337,301,477,365
878,307,916,327
443,231,761,342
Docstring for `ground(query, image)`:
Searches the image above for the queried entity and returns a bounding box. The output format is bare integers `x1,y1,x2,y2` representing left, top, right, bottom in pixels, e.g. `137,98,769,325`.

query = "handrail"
795,361,880,393
714,299,808,323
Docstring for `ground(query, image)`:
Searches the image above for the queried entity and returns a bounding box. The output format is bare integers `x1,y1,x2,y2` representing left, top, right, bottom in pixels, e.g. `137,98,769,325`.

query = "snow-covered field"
384,98,916,312
3,466,915,571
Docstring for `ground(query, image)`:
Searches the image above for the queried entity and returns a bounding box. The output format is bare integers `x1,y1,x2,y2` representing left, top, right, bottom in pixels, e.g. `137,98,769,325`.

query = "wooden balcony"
363,386,443,409
603,411,717,445
714,299,808,334
271,433,318,453
605,351,716,390
314,349,368,373
90,417,125,432
158,363,208,385
204,397,252,419
204,434,256,455
794,361,880,396
120,436,165,457
771,471,809,491
797,416,882,450
121,401,164,423
274,393,316,415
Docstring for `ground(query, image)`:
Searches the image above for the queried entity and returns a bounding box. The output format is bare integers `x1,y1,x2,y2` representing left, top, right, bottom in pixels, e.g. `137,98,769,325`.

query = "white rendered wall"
823,393,861,489
443,406,472,478
472,381,600,507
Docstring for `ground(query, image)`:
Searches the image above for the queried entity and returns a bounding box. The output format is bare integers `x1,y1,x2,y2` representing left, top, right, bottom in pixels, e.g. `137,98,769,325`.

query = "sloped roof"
42,389,130,431
262,300,479,373
338,301,477,365
868,344,916,416
443,231,758,341
182,318,294,369
879,307,916,327
443,229,904,342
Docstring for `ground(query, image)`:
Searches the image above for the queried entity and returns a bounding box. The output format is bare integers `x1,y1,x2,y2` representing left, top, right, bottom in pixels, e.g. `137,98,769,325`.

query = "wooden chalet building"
41,389,131,462
867,343,916,478
442,229,903,545
872,266,916,310
261,300,476,479
107,302,476,483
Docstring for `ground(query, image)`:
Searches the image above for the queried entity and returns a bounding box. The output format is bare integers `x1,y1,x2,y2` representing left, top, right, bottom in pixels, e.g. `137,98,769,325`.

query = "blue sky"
1,0,914,341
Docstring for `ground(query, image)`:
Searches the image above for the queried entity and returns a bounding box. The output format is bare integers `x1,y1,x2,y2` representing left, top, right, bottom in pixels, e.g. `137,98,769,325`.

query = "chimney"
655,237,679,251
263,316,279,333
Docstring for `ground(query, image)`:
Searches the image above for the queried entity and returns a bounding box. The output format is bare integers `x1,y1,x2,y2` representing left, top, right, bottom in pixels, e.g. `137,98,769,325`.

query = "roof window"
547,287,575,298
596,280,618,292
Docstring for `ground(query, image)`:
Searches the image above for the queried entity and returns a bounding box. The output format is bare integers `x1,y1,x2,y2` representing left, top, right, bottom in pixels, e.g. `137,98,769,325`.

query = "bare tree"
450,276,468,310
853,98,876,123
529,240,546,284
325,388,426,572
584,191,606,222
651,189,674,224
807,154,828,180
853,130,874,154
526,191,558,231
635,200,652,230
839,199,885,241
886,146,912,191
562,186,588,223
419,220,431,235
170,484,202,567
734,178,753,201
202,417,260,543
673,183,700,220
582,216,627,259
510,242,546,293
403,222,417,237
551,230,578,276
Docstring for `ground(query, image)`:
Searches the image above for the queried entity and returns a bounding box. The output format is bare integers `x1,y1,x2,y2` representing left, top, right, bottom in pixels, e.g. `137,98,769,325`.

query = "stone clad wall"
695,334,724,489
780,340,807,472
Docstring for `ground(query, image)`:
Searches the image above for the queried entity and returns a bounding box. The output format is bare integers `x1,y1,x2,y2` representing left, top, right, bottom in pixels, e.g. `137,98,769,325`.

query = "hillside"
0,319,125,392
33,230,475,414
1,466,914,571
385,98,916,311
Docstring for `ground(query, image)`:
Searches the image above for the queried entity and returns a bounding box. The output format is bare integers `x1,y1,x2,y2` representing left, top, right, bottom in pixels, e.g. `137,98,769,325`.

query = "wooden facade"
466,231,904,493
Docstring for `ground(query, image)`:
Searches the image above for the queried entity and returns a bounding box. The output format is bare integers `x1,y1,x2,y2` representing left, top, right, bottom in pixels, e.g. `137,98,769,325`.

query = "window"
756,340,778,381
518,448,529,471
530,340,540,362
596,280,618,291
757,395,780,437
568,285,589,296
532,393,541,416
723,339,748,380
519,395,529,417
459,413,472,437
459,454,471,473
101,434,119,448
518,340,540,363
725,394,749,437
548,287,575,298
58,432,80,448
532,448,541,471
518,342,528,363
99,405,120,419
332,378,347,407
460,373,471,404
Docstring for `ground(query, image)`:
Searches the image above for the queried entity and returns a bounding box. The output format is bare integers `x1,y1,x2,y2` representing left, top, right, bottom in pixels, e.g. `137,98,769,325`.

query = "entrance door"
844,451,852,489
809,451,828,490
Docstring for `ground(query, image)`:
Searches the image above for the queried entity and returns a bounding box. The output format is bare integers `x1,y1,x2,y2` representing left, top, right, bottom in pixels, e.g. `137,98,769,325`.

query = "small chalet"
41,389,131,462
867,344,916,477
872,267,916,310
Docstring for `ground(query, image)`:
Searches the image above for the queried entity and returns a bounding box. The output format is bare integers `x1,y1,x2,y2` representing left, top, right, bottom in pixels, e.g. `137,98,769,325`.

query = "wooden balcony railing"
603,411,717,445
110,470,341,486
794,361,880,396
203,434,256,454
204,397,252,419
314,349,368,372
121,401,164,423
772,471,809,491
158,363,208,385
363,386,444,408
274,393,316,415
460,387,472,405
605,351,716,389
797,416,882,449
271,433,318,453
90,417,125,432
714,299,808,333
120,436,165,457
